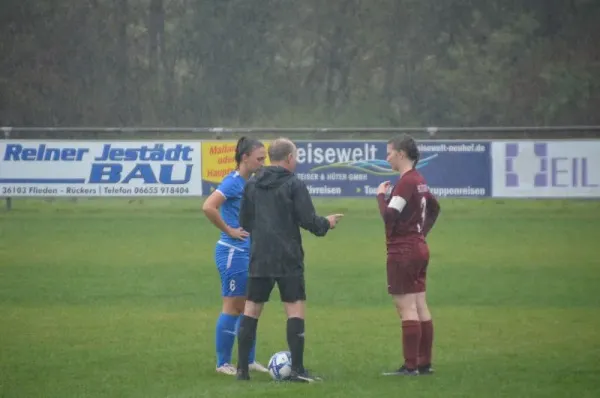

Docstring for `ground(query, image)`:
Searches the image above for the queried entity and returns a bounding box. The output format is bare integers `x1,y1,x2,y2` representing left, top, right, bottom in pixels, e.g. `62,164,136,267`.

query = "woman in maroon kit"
376,134,441,376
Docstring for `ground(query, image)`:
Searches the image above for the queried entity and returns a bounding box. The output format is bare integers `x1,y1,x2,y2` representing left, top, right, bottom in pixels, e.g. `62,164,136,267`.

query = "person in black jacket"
236,138,343,382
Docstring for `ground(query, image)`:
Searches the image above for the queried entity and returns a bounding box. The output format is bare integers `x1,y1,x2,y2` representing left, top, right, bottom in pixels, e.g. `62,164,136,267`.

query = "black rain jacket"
239,166,330,277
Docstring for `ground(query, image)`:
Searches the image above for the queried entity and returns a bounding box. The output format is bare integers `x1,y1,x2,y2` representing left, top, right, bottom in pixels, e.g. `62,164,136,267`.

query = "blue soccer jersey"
211,170,260,368
214,171,250,296
215,170,250,251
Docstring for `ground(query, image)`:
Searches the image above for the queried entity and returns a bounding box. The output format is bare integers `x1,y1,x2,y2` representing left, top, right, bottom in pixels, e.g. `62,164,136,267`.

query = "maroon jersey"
376,169,440,253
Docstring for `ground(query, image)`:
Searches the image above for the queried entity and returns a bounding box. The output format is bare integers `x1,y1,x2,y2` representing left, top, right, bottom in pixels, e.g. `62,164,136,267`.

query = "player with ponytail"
202,137,268,375
376,134,441,376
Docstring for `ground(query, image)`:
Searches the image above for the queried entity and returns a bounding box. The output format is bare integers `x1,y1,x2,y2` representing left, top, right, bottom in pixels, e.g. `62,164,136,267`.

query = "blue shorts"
215,243,249,297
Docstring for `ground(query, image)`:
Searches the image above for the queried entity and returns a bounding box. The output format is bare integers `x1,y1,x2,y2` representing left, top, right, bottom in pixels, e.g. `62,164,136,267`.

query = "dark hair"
235,136,264,168
388,134,420,168
268,138,295,162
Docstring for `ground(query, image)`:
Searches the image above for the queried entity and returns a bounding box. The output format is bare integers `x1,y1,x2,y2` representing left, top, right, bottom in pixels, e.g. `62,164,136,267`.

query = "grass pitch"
1,198,599,398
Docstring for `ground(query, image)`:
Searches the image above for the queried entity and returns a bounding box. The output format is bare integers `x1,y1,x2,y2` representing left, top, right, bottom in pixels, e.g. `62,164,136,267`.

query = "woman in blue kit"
202,137,269,375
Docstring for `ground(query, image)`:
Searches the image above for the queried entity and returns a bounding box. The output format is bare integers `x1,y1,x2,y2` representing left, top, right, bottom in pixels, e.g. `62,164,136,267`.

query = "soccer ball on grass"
267,351,292,381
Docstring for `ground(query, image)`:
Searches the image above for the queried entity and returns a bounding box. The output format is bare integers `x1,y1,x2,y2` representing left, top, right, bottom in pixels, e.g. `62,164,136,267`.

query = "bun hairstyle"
234,136,264,168
389,134,420,168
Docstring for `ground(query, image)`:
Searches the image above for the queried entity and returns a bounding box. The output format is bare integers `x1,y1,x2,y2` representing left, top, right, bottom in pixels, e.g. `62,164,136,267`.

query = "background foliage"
1,0,599,127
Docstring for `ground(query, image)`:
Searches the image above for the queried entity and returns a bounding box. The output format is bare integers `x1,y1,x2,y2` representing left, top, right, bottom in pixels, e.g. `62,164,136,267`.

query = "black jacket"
239,166,330,277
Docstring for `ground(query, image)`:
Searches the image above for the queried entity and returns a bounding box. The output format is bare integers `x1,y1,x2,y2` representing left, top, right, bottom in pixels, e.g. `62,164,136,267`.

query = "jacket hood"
254,166,294,189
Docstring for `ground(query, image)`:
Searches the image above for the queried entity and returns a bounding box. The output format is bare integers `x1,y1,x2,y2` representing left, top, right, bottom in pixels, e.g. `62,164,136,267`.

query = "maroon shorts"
386,242,430,295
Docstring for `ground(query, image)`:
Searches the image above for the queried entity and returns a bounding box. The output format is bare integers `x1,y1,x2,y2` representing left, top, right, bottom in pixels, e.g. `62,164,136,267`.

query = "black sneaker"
288,369,322,383
236,368,250,381
418,364,434,375
382,365,419,376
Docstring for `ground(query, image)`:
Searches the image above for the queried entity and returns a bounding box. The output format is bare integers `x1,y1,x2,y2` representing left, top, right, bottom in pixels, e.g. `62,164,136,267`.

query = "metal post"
2,127,12,211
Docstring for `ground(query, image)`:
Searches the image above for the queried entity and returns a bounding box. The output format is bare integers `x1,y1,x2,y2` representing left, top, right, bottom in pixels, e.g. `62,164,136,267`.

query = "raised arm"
292,180,330,237
376,180,410,225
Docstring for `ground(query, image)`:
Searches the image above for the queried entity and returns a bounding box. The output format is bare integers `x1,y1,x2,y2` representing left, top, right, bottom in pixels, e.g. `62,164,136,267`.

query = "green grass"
1,198,599,398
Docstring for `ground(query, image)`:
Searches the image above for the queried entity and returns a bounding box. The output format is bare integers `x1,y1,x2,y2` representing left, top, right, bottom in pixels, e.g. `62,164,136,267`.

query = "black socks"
287,317,305,373
237,315,258,372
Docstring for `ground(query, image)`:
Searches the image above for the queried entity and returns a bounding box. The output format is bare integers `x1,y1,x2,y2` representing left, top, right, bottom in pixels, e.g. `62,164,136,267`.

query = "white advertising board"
0,140,202,196
492,140,600,198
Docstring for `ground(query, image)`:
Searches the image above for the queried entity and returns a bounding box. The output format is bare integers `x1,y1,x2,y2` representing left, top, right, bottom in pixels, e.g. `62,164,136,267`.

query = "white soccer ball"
267,351,292,381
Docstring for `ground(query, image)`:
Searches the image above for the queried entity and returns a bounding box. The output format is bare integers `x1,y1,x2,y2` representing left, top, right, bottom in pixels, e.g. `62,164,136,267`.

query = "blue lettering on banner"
4,144,89,162
93,143,193,162
89,163,193,184
503,141,600,189
550,158,596,187
0,142,196,187
494,141,599,198
3,143,193,163
294,141,491,197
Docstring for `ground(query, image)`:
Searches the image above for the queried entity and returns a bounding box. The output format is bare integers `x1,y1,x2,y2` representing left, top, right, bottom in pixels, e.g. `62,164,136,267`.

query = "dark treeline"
1,0,598,127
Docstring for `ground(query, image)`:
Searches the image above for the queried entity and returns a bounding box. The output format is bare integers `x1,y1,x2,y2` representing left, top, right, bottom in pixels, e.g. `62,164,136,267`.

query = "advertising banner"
491,140,600,198
202,140,491,197
0,140,202,196
201,140,271,194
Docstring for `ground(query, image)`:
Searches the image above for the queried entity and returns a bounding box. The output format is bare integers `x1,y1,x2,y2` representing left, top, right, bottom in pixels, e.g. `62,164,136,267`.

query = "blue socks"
216,313,238,366
215,313,257,367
